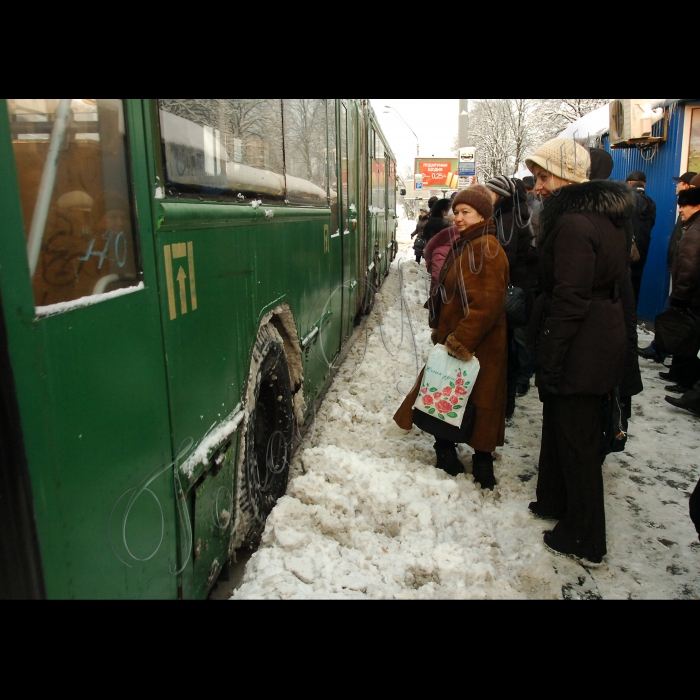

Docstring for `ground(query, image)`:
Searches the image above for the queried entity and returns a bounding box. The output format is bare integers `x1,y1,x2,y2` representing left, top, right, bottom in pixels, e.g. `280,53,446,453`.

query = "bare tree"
452,99,611,181
283,99,327,185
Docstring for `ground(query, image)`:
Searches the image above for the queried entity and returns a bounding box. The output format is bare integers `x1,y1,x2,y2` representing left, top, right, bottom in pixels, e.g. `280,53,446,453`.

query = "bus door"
342,101,359,341
0,100,176,599
323,99,344,361
387,159,397,264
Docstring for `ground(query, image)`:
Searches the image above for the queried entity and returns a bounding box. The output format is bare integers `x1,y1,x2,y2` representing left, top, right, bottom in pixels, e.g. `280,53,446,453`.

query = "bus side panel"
154,208,338,597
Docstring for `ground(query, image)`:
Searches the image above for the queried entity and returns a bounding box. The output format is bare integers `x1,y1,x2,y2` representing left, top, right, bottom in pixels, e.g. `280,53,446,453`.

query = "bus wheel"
239,325,294,548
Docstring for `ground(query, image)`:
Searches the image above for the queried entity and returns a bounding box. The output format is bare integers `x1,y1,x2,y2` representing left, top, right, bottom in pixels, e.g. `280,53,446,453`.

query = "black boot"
665,393,700,417
434,441,464,477
472,450,496,490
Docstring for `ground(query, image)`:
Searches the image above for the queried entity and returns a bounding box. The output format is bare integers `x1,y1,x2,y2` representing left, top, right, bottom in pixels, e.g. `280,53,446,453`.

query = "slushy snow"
232,214,700,600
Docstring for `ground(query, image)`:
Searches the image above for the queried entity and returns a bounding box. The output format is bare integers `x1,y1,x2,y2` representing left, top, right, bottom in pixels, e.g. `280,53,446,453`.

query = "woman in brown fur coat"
394,185,509,489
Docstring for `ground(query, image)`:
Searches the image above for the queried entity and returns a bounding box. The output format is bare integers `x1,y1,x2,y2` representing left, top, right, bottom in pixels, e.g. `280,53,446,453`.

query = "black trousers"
690,477,700,541
506,329,519,415
536,393,607,560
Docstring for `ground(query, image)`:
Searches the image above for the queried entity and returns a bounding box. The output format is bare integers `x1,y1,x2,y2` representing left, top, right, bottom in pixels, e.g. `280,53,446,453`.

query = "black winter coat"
629,188,656,279
670,211,700,309
422,216,452,244
667,214,684,271
494,193,532,293
535,180,633,396
619,266,644,398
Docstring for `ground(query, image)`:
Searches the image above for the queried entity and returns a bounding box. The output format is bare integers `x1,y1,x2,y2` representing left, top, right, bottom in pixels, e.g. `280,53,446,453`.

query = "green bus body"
0,99,397,599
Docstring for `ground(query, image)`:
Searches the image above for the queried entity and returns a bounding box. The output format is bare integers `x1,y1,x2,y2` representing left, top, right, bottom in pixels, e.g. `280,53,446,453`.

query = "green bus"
0,99,397,599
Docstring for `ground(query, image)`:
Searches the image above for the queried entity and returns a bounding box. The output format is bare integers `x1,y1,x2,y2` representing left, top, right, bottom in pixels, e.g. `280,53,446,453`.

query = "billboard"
414,158,459,189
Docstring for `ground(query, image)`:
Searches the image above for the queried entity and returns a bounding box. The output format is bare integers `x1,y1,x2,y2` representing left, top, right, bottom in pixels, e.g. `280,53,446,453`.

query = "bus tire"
238,324,294,548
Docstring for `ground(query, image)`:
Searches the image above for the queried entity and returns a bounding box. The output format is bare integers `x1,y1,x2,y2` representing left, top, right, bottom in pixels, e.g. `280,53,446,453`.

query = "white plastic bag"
413,344,480,427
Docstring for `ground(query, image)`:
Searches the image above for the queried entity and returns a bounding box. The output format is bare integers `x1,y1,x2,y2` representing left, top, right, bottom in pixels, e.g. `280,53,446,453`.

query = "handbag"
654,308,700,357
600,389,627,460
412,344,480,442
505,285,527,328
413,236,427,250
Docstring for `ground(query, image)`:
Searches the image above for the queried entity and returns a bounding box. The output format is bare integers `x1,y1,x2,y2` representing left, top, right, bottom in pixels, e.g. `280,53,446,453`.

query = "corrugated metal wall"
604,106,686,321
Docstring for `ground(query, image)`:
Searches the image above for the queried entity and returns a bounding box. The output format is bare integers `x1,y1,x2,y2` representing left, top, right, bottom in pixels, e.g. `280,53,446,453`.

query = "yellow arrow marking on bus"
177,267,188,314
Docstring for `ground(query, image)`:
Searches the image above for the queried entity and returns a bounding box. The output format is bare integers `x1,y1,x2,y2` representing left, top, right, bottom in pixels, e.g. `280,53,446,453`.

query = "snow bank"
232,218,700,600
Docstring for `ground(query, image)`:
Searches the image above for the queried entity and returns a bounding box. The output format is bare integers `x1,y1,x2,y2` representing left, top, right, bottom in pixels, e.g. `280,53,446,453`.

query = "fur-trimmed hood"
539,180,635,246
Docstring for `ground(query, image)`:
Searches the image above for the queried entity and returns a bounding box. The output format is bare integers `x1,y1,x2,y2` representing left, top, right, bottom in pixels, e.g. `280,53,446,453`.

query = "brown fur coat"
394,221,509,452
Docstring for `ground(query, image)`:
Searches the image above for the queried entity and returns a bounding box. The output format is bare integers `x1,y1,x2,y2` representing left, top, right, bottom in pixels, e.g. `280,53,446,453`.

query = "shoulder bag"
654,309,700,357
505,285,527,328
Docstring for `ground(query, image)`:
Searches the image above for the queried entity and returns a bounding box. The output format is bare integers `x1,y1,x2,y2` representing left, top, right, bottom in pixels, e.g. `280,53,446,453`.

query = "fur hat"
678,187,700,207
525,137,590,184
452,185,493,221
485,175,517,199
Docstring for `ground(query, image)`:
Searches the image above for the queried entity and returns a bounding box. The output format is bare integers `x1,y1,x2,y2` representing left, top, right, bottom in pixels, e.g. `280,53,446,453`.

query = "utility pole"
458,99,469,149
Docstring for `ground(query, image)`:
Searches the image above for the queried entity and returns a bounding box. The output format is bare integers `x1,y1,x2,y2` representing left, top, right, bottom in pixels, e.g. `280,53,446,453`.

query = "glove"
430,329,438,345
444,334,474,361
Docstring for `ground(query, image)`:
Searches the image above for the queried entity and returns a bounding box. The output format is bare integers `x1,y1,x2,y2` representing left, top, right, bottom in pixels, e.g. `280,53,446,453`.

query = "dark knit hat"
678,187,700,207
626,170,646,182
589,148,613,181
485,175,517,199
522,176,535,190
452,185,494,221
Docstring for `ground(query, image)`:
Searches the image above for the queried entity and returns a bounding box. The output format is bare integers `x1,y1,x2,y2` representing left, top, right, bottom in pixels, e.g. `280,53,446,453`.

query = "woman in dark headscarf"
421,198,452,246
484,176,533,418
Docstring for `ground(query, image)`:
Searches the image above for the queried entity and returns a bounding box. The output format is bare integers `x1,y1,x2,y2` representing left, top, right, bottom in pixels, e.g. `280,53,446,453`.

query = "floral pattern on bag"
414,346,479,426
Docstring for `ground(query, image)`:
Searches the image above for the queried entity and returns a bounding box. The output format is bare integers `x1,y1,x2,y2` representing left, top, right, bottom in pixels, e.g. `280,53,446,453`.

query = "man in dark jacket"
661,186,700,389
626,170,656,307
639,172,697,363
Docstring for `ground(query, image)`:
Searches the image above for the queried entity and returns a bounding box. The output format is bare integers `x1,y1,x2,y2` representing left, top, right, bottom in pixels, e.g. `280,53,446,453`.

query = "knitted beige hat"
525,138,590,184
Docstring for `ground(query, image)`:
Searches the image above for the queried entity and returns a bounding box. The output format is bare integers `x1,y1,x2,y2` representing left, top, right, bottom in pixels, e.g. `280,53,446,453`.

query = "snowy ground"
232,213,700,600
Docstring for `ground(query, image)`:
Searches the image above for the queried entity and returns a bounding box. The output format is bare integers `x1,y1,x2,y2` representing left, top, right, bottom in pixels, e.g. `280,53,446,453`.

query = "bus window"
282,99,328,205
7,99,140,309
158,99,286,201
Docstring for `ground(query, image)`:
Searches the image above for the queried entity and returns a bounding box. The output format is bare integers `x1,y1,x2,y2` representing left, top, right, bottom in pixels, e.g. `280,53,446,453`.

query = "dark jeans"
631,274,643,309
513,326,536,385
535,393,607,560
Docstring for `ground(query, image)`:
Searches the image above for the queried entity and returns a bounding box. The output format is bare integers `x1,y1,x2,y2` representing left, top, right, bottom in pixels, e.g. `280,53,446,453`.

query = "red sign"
414,158,459,188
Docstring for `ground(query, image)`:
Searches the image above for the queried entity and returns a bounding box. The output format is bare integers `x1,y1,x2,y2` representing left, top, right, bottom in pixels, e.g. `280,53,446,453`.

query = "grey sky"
370,99,459,178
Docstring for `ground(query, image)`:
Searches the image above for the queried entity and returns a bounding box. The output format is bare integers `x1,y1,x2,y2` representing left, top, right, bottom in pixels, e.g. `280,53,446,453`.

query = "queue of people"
395,136,700,567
